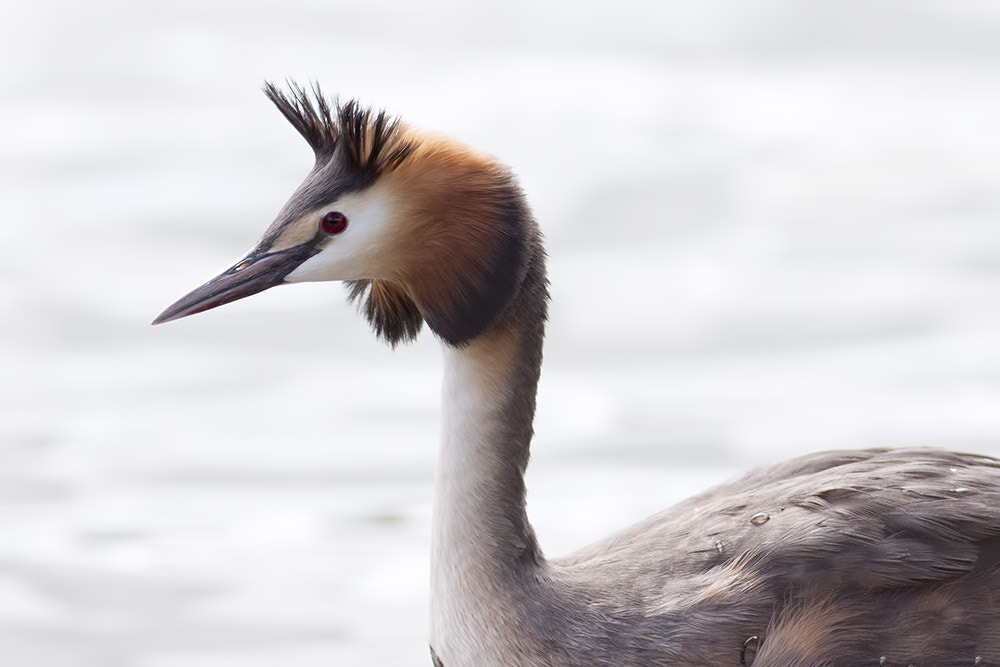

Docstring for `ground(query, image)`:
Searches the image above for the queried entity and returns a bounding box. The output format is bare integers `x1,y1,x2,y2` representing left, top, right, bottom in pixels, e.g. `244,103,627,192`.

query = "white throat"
429,329,541,663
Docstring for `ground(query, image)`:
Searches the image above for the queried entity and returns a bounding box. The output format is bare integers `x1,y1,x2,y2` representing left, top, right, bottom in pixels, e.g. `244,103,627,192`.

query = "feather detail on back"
545,449,1000,664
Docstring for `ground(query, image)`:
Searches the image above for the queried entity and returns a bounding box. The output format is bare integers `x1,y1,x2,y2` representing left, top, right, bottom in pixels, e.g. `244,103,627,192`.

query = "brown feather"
375,138,533,345
346,279,423,347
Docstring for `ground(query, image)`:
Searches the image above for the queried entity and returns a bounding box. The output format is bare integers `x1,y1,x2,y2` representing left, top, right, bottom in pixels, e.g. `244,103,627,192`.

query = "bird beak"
152,245,318,325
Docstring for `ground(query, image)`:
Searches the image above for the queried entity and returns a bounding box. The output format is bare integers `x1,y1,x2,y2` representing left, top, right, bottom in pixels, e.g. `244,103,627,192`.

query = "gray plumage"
546,448,1000,665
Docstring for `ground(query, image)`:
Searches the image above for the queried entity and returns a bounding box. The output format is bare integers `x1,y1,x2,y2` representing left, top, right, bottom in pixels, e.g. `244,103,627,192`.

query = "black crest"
263,81,416,176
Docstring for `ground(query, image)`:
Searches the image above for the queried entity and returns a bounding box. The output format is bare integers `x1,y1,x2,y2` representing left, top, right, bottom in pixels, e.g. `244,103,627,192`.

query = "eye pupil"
321,211,348,235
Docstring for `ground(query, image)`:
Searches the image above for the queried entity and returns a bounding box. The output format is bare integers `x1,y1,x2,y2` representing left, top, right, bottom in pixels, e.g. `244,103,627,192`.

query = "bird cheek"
284,247,367,283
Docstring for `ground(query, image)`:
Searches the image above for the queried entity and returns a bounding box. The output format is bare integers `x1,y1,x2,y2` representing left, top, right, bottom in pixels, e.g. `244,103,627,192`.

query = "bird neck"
430,247,548,659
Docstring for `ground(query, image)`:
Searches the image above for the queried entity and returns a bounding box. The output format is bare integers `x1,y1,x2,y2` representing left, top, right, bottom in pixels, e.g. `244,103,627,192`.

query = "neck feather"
430,241,548,660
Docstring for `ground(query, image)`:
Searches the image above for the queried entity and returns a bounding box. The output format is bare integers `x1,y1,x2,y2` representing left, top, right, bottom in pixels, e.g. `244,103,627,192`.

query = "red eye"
321,211,348,235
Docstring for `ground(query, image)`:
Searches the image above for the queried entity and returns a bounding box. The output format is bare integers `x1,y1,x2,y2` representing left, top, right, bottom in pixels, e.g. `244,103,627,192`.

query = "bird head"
153,83,535,347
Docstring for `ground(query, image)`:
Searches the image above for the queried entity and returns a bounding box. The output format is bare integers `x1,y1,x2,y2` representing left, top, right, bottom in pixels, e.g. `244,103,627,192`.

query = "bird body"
156,84,1000,666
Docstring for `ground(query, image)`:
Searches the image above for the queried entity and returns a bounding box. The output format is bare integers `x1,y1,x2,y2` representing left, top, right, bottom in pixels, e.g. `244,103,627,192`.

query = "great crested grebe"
155,83,1000,666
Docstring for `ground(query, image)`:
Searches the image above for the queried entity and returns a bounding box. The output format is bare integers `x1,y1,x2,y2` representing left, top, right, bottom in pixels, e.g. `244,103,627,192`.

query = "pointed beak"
152,244,318,325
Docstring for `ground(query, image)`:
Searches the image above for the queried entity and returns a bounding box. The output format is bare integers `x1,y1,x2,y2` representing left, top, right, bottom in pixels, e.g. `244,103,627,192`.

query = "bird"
154,83,1000,666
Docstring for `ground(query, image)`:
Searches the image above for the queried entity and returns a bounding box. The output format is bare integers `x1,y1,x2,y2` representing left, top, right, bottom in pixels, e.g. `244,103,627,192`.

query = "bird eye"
321,211,348,235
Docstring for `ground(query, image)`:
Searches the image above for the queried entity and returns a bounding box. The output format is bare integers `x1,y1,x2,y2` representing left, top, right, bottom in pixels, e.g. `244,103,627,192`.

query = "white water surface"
3,1,1000,664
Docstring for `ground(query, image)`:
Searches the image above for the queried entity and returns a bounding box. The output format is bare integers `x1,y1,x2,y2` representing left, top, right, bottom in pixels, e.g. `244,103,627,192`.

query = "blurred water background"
3,1,1000,664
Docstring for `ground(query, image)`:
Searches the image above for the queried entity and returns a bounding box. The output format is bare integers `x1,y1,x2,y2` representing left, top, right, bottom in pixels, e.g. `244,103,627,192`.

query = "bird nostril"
233,260,252,272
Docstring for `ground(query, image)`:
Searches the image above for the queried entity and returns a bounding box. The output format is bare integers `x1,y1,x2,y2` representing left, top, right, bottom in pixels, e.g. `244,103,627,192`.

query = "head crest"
263,81,416,176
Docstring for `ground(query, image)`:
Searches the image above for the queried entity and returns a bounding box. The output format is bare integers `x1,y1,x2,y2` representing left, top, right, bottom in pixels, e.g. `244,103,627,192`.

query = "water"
4,1,1000,664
